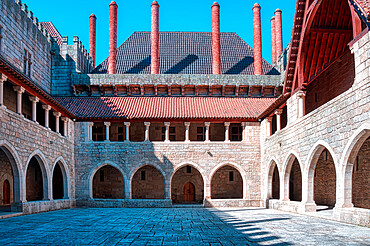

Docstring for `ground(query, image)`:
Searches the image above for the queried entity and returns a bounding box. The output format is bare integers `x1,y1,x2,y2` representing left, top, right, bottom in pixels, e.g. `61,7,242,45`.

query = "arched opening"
92,165,124,199
313,148,336,208
131,165,165,199
211,165,243,199
285,156,302,202
26,156,45,201
3,180,10,205
171,165,204,204
272,165,280,199
352,136,369,209
52,162,67,200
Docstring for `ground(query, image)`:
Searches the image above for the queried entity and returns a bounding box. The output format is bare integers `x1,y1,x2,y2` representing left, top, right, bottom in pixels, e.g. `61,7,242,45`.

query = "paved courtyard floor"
0,207,368,245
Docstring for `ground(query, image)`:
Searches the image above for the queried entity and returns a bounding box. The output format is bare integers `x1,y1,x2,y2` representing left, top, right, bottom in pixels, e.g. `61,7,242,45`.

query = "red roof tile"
40,22,63,45
354,0,370,20
55,97,276,120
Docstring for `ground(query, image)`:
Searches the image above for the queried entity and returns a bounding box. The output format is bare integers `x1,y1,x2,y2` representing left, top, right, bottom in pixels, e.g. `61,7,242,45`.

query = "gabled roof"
55,97,276,120
40,22,63,45
93,32,279,75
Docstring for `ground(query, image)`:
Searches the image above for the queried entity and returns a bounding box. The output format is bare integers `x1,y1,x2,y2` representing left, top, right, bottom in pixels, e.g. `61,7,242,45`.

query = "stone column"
204,122,210,142
144,122,150,141
53,112,61,133
241,122,247,142
104,122,111,141
224,122,230,142
0,74,7,106
42,105,51,128
184,122,190,142
297,90,306,118
164,122,170,142
266,117,272,137
124,122,130,142
13,86,25,115
88,122,94,141
61,117,68,137
275,109,283,131
29,96,39,122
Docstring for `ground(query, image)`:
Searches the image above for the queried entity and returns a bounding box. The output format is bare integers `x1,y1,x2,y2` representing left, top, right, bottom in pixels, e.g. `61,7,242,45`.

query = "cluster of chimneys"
88,1,283,75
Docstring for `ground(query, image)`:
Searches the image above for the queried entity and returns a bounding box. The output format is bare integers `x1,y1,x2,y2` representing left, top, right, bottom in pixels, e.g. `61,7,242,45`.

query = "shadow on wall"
124,56,151,74
164,54,199,74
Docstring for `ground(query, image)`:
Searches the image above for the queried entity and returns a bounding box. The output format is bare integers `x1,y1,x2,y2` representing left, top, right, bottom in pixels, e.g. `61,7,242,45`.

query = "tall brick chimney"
270,16,276,65
275,9,283,59
108,1,118,74
253,3,262,75
151,1,159,74
212,2,221,75
89,14,97,66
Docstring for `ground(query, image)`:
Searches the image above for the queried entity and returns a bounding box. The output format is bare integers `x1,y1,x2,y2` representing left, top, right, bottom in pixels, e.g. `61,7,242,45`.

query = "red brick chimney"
270,16,276,64
253,3,262,75
89,14,97,66
108,1,118,74
275,9,283,59
151,1,159,74
212,2,221,75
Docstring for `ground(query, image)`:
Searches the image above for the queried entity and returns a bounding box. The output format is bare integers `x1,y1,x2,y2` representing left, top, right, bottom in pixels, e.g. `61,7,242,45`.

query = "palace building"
0,0,369,226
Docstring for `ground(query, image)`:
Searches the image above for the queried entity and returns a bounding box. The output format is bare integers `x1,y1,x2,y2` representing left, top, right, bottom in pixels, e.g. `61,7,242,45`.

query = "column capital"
144,122,151,126
13,85,25,93
266,116,273,123
124,122,131,126
296,90,306,98
0,73,8,82
29,96,39,103
204,122,211,127
42,104,51,111
53,111,61,118
275,109,283,115
164,122,170,127
104,122,111,127
88,122,94,126
61,117,68,122
184,122,190,127
224,122,230,127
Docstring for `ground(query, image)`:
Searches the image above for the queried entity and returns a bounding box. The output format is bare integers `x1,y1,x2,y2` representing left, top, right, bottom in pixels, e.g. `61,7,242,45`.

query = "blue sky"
26,0,296,65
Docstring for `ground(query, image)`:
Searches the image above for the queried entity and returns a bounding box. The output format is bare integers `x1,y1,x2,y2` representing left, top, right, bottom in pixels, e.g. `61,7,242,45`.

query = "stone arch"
267,158,280,200
171,162,205,204
306,140,338,208
89,162,126,199
25,150,49,201
0,140,22,204
51,157,69,199
210,162,245,199
341,124,370,208
130,164,165,199
282,152,303,202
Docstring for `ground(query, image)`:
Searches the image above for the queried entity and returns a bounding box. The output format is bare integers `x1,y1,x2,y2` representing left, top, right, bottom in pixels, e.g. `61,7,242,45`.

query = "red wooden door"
183,182,195,202
3,180,10,205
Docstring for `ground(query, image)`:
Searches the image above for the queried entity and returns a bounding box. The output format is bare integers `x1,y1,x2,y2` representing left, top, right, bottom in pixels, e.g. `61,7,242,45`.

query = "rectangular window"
231,126,242,141
0,26,3,54
141,171,146,180
117,126,124,141
92,126,104,141
100,170,104,182
229,171,234,181
23,49,32,77
186,166,191,174
161,127,176,141
197,127,205,141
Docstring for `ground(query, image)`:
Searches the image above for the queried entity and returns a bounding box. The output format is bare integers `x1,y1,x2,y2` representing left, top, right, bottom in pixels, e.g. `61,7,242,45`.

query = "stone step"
172,204,204,208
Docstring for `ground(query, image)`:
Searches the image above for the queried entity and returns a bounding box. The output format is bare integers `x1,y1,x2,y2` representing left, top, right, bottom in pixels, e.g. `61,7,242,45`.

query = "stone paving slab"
0,207,368,245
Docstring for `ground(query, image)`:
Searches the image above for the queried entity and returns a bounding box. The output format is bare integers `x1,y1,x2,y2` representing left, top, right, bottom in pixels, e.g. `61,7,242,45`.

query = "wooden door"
3,180,10,205
183,182,195,202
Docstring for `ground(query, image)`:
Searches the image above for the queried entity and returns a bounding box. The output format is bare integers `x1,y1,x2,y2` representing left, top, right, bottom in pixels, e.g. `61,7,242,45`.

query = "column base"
299,201,317,213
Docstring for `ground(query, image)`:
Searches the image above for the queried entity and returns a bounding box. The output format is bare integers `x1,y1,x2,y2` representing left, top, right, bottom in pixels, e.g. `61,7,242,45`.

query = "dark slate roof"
40,22,63,45
93,32,279,75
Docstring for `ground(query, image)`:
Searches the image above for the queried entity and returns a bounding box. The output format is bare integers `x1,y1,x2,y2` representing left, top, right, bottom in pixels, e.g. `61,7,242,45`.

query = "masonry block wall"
74,121,262,205
0,149,14,205
0,0,52,92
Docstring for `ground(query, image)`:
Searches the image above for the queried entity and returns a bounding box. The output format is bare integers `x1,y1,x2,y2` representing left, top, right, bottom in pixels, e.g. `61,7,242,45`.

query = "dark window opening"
229,171,234,181
23,49,32,77
197,127,205,141
100,170,104,182
118,126,124,141
162,127,176,141
231,125,242,141
93,125,105,141
186,165,191,174
141,171,146,180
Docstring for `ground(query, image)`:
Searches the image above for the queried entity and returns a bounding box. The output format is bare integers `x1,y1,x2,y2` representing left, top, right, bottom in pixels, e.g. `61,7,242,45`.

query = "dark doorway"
3,180,10,204
183,182,195,202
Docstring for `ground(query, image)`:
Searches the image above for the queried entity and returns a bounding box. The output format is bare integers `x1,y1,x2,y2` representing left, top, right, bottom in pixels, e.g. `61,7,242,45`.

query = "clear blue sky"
26,0,296,65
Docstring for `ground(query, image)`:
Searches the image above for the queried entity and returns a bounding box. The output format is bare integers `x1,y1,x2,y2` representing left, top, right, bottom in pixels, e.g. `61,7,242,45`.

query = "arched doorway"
52,162,67,199
211,165,243,199
352,136,369,209
284,155,302,202
3,180,10,204
132,165,165,199
171,165,204,204
267,161,280,200
183,182,195,202
26,156,46,201
313,148,336,208
92,165,124,199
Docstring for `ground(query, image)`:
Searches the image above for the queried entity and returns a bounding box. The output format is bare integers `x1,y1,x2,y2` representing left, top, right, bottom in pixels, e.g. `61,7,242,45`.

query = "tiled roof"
40,22,63,45
354,0,370,21
93,32,279,75
55,97,276,120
